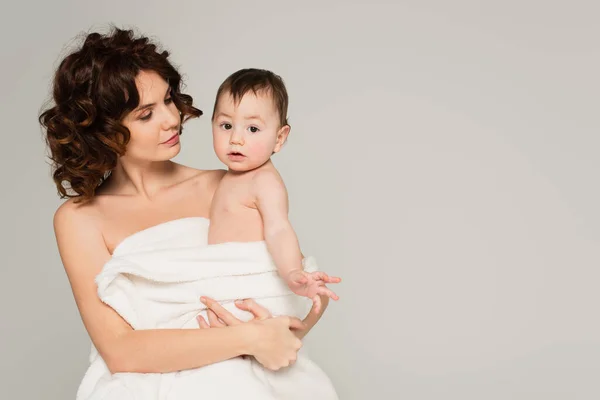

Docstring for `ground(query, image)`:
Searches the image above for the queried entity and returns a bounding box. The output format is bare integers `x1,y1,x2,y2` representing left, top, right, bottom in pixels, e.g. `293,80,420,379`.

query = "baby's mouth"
227,151,246,160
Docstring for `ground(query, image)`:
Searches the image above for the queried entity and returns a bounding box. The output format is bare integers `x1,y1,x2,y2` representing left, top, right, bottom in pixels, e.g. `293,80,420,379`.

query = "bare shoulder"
171,167,227,211
252,168,285,187
203,168,228,186
53,198,102,236
187,168,227,193
176,162,225,185
53,197,110,277
251,169,288,204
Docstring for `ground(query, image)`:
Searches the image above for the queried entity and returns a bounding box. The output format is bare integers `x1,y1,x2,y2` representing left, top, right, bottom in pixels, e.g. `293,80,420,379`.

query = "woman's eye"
249,126,259,133
165,97,173,105
140,112,152,121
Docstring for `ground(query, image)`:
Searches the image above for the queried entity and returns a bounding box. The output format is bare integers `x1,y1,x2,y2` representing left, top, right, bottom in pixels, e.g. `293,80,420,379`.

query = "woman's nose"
162,104,180,130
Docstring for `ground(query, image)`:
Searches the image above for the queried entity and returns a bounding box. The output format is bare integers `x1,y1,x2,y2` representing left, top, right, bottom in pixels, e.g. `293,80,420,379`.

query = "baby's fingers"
311,271,341,284
317,286,339,301
324,275,342,283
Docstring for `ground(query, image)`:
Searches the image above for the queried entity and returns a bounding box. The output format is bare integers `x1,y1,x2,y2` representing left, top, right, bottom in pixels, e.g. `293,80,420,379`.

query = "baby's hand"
286,270,341,314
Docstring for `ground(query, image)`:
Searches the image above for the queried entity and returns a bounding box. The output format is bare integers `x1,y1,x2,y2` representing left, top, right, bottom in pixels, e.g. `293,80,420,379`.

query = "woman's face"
121,70,182,162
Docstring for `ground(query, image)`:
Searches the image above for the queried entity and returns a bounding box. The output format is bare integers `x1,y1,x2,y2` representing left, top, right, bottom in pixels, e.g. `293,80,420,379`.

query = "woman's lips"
162,133,180,146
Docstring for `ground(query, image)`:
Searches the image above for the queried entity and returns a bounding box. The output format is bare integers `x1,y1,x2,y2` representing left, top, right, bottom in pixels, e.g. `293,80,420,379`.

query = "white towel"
77,240,338,400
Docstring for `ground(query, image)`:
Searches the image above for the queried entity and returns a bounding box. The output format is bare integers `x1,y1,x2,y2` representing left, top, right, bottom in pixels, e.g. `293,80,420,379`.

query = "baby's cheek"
249,142,273,159
213,137,228,155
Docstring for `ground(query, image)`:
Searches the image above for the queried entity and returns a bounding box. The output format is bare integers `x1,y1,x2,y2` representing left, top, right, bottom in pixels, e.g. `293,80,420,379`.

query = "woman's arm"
54,201,301,373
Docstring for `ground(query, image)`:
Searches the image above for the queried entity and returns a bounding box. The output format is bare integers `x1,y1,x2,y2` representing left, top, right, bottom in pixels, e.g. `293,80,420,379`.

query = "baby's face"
212,90,288,172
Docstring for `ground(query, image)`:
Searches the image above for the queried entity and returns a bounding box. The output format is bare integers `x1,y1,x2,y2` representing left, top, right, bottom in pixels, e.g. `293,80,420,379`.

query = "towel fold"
77,240,337,400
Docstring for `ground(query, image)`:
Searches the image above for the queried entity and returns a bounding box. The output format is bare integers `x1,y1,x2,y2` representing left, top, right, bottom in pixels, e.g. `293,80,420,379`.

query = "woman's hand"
196,297,268,327
197,297,304,371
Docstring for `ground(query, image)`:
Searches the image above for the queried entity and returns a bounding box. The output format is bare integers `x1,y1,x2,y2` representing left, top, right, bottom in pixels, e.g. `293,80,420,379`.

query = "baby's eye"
220,123,232,130
248,126,260,133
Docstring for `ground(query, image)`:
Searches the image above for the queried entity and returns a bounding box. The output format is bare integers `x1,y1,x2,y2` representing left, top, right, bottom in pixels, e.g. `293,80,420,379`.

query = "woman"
40,27,336,399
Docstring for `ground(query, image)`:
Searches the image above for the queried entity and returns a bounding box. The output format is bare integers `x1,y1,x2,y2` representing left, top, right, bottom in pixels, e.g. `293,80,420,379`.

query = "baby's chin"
225,159,271,173
227,164,254,173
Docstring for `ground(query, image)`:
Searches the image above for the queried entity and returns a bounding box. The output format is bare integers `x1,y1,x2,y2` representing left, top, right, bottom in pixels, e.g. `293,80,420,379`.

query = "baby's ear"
274,124,291,153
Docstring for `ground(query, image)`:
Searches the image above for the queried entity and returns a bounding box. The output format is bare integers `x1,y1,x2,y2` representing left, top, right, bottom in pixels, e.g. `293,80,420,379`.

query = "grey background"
1,1,599,399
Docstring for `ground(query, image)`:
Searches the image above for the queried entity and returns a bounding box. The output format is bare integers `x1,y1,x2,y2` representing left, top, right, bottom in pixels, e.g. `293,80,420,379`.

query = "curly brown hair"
39,27,202,202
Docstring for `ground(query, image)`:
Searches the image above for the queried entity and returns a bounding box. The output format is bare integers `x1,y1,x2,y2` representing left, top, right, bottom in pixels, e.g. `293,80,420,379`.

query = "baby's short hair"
212,68,289,127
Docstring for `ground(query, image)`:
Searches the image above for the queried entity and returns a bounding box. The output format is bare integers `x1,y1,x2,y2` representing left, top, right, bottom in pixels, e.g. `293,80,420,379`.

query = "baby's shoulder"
250,168,287,199
185,168,227,191
252,167,284,187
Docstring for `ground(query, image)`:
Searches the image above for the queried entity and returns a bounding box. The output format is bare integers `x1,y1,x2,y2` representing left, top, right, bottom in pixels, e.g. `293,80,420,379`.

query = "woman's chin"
162,142,182,160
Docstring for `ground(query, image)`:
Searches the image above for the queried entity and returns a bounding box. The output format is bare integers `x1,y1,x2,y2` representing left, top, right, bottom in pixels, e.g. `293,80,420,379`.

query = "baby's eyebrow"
215,112,232,119
245,115,265,123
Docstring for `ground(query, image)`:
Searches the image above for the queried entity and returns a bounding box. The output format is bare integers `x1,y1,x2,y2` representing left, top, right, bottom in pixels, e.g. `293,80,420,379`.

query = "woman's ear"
273,124,291,153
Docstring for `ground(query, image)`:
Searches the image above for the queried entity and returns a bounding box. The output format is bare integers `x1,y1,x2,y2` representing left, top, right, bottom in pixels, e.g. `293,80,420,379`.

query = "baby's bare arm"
253,170,302,279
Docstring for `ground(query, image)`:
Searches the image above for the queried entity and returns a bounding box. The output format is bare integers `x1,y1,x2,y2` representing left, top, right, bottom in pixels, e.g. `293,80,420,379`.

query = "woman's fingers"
235,298,271,320
200,296,241,326
196,315,210,329
207,309,225,327
284,316,306,331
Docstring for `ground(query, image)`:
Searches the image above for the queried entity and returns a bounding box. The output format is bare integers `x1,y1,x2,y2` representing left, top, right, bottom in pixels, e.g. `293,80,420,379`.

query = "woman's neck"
106,159,180,199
